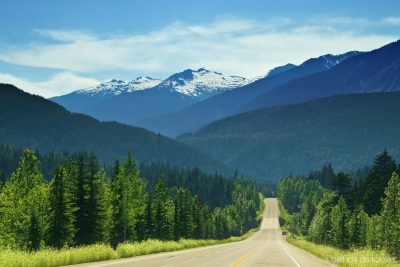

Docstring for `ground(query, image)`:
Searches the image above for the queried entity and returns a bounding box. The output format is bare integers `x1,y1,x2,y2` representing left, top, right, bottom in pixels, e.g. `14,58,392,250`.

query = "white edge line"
275,209,301,267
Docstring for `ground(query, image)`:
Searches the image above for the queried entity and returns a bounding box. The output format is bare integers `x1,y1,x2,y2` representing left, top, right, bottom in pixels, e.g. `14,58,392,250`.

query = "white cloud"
381,16,400,25
0,72,100,98
0,16,397,97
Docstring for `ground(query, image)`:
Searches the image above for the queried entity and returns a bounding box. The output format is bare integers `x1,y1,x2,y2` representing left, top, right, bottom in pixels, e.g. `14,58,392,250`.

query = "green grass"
287,235,399,267
0,244,117,267
0,232,257,267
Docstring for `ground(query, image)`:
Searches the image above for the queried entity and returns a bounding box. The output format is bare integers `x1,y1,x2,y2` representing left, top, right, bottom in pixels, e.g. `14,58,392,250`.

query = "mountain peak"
266,63,297,77
71,76,162,97
158,68,252,97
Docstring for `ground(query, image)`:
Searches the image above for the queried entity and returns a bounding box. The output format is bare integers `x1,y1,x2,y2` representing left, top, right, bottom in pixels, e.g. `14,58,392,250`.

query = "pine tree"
330,196,350,248
307,191,336,245
364,149,397,215
367,214,381,249
73,152,112,245
380,172,400,258
348,209,369,247
174,187,194,239
122,152,145,241
0,149,48,250
330,172,351,196
193,194,205,239
74,152,89,245
153,176,174,240
89,168,112,243
46,162,77,248
110,153,145,244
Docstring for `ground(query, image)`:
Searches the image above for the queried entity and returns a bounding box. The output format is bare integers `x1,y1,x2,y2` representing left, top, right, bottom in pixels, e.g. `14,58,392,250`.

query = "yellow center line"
230,230,269,267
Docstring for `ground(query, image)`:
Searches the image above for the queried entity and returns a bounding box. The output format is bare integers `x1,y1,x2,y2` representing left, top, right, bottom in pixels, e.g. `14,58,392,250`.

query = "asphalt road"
70,198,335,267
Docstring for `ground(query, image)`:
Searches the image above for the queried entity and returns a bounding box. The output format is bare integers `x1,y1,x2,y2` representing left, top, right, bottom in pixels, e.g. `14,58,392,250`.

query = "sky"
0,0,399,98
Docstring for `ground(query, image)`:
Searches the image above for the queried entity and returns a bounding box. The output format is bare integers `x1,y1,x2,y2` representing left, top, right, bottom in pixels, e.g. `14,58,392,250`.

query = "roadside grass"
0,227,257,267
287,235,399,267
0,244,117,267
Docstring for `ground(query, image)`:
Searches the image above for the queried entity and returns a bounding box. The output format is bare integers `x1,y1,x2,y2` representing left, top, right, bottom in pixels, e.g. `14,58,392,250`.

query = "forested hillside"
0,149,261,250
0,143,238,209
179,92,400,181
278,150,400,259
0,84,229,175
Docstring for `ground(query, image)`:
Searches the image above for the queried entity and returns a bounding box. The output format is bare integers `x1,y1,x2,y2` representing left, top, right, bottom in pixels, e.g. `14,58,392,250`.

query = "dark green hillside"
0,84,228,174
178,92,400,181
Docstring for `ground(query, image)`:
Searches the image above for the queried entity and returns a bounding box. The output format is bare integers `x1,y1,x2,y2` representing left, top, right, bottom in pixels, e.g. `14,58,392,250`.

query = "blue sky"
1,0,399,97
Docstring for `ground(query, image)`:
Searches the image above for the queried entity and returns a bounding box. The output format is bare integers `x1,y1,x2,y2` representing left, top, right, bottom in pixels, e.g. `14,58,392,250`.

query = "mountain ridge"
137,51,361,137
0,83,230,175
51,68,253,125
243,40,400,112
178,91,400,181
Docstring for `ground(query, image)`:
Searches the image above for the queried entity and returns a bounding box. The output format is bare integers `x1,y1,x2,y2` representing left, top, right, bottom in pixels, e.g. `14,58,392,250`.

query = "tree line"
278,149,400,259
0,149,260,251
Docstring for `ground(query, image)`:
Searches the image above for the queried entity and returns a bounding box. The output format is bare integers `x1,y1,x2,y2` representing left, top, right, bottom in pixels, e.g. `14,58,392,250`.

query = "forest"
0,147,261,251
278,149,400,259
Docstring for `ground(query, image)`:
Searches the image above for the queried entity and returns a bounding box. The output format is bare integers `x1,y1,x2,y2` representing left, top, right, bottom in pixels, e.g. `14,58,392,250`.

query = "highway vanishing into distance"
71,198,335,267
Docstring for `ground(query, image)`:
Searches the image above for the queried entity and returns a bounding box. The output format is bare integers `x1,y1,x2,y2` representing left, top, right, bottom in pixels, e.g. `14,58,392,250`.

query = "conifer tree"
74,152,89,245
364,149,397,215
46,161,77,248
330,172,351,196
308,191,336,245
0,149,48,250
348,209,369,247
111,153,150,244
380,172,400,258
193,194,206,239
153,176,174,240
74,152,111,245
174,187,194,239
330,196,350,248
367,214,382,249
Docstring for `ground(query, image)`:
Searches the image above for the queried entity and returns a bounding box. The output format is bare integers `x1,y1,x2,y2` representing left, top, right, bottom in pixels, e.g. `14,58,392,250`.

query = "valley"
1,38,400,267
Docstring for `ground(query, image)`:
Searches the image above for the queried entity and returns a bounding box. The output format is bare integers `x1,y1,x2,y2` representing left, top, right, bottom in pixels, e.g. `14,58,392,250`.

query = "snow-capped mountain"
51,68,254,126
137,51,363,137
74,76,163,97
154,68,252,98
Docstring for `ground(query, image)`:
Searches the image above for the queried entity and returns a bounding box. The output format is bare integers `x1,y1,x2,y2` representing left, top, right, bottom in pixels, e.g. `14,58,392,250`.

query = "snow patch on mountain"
157,68,253,97
61,68,260,100
76,77,162,97
320,51,361,69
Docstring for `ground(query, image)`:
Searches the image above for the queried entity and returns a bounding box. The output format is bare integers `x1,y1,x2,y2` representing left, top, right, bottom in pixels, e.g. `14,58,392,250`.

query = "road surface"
70,198,335,267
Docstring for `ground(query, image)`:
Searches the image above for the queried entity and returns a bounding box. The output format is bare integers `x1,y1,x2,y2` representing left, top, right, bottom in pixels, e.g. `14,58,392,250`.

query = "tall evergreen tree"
110,152,146,244
0,149,48,250
364,149,397,215
73,152,112,245
153,177,174,240
74,151,90,245
380,172,400,258
330,196,350,248
330,172,352,196
367,214,382,249
348,209,369,247
308,191,336,245
46,161,77,248
174,187,194,239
